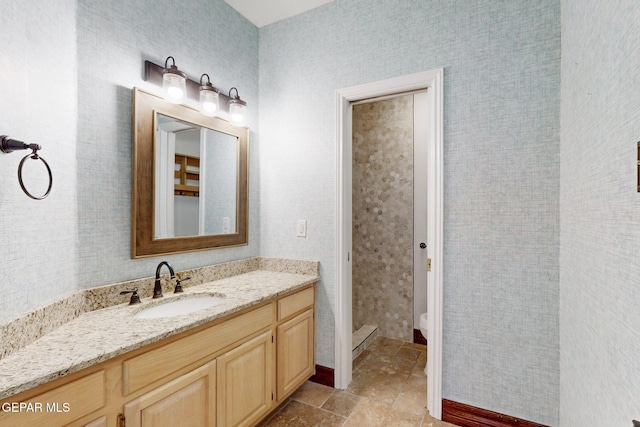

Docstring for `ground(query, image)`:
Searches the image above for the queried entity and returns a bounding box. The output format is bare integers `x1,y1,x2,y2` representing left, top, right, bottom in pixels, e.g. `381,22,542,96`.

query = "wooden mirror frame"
132,87,249,258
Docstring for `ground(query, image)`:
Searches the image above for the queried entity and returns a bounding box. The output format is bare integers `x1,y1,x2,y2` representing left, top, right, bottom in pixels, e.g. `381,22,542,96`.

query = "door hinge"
272,392,274,401
427,258,432,272
118,413,126,427
272,334,274,343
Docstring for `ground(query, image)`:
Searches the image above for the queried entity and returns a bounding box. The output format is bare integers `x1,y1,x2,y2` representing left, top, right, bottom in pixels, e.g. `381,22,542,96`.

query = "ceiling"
224,0,334,27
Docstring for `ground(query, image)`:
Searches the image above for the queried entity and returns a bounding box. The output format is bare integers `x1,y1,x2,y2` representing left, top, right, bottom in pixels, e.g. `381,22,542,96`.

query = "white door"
413,91,428,330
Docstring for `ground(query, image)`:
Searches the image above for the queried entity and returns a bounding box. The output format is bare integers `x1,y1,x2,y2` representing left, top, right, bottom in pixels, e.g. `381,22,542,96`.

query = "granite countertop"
0,263,318,400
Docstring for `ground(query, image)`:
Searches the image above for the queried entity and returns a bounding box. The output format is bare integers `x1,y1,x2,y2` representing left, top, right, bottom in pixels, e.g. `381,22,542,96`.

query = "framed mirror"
132,87,248,258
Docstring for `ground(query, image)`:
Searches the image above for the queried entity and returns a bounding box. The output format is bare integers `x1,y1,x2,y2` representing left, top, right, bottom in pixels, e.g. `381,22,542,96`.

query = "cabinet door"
217,331,273,427
123,361,216,427
276,309,315,401
83,416,106,427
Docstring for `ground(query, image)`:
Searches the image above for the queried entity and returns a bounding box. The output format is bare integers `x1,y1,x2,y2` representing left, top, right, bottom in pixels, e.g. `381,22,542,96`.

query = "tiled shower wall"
352,95,414,341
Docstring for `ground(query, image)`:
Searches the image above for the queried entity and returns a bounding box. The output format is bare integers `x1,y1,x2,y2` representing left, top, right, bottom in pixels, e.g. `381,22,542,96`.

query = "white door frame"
335,68,444,418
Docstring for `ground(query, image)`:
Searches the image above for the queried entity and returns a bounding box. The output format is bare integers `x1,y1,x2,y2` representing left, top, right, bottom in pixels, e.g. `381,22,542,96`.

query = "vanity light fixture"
228,87,247,126
162,56,187,103
199,74,220,117
144,58,248,125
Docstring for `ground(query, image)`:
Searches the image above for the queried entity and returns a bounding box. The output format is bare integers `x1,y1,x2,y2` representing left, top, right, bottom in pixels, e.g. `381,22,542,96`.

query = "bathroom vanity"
0,259,317,427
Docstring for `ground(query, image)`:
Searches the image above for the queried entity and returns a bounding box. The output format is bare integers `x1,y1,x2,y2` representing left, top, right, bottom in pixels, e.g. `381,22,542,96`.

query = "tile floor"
257,336,459,427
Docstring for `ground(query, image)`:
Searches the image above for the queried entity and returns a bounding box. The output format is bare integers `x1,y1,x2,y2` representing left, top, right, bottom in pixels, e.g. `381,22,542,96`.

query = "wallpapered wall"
559,1,640,425
75,0,260,285
0,0,260,322
0,0,79,320
352,95,414,342
1,0,572,424
259,1,560,424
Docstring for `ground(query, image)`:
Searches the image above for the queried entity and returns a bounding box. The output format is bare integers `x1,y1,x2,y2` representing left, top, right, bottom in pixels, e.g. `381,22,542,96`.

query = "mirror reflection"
132,87,248,258
154,113,239,239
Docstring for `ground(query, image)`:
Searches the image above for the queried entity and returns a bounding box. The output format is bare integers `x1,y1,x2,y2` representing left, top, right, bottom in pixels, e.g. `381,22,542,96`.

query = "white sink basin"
134,295,225,319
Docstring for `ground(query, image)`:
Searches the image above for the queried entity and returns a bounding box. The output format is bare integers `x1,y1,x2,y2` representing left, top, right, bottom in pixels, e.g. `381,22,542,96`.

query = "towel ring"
1,135,53,200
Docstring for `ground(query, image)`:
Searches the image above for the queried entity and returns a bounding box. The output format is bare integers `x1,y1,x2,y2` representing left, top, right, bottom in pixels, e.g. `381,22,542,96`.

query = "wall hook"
1,135,53,200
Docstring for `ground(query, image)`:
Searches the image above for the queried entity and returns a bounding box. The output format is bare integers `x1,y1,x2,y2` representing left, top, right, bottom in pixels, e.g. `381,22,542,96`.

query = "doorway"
335,69,444,418
350,91,428,347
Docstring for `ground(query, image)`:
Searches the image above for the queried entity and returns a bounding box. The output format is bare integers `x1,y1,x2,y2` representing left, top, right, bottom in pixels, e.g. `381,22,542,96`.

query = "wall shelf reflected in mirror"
132,87,249,258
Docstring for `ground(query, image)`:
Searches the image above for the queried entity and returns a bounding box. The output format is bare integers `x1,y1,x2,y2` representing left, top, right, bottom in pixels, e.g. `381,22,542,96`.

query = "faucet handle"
120,288,142,305
174,276,191,293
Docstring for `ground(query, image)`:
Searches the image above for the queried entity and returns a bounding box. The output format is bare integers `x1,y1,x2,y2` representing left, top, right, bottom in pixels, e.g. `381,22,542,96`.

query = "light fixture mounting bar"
144,60,234,114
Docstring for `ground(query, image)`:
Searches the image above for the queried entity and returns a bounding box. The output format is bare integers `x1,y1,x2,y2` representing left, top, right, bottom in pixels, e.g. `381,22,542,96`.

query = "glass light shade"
199,89,219,117
163,73,186,103
229,101,246,125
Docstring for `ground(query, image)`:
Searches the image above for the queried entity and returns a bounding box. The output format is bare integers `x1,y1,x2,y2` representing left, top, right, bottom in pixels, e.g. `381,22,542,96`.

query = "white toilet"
419,312,428,375
419,312,428,341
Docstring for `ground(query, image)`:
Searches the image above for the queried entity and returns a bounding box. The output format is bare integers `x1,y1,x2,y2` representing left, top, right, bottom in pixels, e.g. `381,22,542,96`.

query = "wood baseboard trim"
309,365,334,388
413,328,427,345
442,399,549,427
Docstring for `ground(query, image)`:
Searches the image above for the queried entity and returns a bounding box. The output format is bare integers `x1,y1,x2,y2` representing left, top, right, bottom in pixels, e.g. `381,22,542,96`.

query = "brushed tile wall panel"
559,1,640,425
259,1,560,423
352,95,414,341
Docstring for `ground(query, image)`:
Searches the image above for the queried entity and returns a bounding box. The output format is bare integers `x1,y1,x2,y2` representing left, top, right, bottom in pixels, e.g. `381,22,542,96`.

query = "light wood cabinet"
216,331,273,427
83,416,107,427
123,361,216,427
275,285,315,402
0,283,315,427
277,286,314,321
122,304,271,396
0,370,106,427
276,309,315,401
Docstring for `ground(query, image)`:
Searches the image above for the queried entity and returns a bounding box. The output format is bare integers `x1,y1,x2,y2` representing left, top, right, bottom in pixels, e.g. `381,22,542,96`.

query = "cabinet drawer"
123,304,271,395
277,287,314,321
0,370,105,427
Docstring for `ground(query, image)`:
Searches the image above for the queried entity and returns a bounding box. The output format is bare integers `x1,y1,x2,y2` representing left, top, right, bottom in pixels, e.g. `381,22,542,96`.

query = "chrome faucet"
153,261,175,299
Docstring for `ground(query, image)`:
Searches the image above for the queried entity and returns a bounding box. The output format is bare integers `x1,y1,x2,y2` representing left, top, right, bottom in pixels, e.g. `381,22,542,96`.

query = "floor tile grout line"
289,397,349,422
263,336,430,426
387,346,428,425
348,337,428,425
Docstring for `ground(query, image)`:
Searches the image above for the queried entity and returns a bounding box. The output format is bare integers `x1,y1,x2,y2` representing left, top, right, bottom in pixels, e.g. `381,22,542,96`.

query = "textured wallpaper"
559,1,640,425
75,0,260,287
0,1,570,424
204,129,238,235
259,0,560,424
0,0,259,322
352,95,414,341
0,0,79,321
